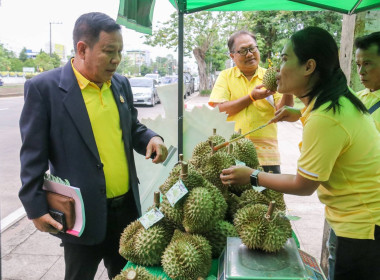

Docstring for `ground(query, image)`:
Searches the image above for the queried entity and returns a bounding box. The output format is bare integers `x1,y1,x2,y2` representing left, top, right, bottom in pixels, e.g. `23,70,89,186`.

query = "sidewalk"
1,93,326,280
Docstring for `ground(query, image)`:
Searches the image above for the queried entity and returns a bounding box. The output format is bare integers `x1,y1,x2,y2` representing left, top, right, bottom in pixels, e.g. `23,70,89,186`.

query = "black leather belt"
107,193,127,208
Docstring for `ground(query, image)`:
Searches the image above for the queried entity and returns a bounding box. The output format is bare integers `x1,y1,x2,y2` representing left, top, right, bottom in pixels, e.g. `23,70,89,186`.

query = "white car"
129,77,160,107
144,73,161,84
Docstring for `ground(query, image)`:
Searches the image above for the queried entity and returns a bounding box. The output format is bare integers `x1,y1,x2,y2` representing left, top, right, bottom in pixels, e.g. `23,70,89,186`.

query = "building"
125,50,151,67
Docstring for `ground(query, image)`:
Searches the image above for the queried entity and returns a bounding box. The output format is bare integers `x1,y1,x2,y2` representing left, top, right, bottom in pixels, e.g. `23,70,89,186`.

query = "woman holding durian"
221,27,380,280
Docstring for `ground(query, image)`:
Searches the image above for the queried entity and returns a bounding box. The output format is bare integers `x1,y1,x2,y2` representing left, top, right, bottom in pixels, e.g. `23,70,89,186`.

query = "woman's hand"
220,165,254,186
269,106,301,124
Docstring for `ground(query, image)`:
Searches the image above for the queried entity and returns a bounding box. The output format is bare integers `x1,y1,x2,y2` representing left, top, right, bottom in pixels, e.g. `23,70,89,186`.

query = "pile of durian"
118,129,292,280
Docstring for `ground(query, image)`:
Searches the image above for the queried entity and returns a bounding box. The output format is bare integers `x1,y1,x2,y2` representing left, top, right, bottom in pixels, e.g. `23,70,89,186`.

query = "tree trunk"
193,47,208,92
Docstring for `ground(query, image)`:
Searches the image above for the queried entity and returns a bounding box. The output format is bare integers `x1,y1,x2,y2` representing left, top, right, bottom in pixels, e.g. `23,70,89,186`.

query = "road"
0,96,166,221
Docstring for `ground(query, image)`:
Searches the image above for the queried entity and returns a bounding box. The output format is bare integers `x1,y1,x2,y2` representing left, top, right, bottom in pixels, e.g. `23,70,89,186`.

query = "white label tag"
252,185,266,192
165,180,188,207
138,208,164,229
235,159,246,166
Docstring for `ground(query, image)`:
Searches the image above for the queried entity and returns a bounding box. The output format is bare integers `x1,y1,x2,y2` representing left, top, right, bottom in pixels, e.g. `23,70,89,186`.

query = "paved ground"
1,92,326,280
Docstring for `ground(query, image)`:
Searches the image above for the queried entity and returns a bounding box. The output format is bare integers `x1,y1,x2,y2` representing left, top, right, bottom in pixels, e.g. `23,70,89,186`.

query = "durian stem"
181,162,188,180
208,140,216,154
265,201,276,220
213,128,216,135
154,191,160,208
228,143,233,154
179,154,183,162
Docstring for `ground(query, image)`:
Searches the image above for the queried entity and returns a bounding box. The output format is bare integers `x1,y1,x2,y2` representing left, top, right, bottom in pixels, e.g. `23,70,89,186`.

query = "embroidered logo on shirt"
119,95,125,103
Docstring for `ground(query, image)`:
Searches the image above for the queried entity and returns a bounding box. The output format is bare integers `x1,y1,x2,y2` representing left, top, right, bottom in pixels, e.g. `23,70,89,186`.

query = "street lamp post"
49,22,62,56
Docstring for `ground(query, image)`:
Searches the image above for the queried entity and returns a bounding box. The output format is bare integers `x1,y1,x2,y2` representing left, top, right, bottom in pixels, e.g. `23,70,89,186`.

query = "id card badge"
165,180,188,207
139,208,164,230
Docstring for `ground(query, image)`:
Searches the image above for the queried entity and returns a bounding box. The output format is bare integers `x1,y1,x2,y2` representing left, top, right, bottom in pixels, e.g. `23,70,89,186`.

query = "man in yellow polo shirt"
209,30,293,173
326,31,380,280
19,13,168,279
355,31,380,130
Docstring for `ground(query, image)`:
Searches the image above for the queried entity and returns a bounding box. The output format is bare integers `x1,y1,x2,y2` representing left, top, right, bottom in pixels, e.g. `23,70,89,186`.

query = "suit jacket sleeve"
19,78,51,219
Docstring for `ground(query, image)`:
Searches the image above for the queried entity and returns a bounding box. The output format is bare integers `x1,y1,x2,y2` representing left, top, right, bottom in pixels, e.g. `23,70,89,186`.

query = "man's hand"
269,106,301,124
220,165,253,186
32,213,63,234
250,84,275,100
145,136,168,164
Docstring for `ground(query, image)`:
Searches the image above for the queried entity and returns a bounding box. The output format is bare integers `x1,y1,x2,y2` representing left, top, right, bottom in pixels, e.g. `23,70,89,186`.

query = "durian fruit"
182,183,227,233
231,138,260,169
234,201,292,253
112,266,164,280
229,129,242,141
208,128,226,147
202,151,235,191
162,230,212,280
262,188,286,211
119,219,174,266
228,183,252,196
159,196,185,230
262,67,278,92
238,189,270,210
119,193,174,266
225,192,241,222
160,160,204,194
202,220,238,258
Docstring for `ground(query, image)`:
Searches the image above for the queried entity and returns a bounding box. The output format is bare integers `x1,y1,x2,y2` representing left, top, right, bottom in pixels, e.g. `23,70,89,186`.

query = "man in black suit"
19,12,168,279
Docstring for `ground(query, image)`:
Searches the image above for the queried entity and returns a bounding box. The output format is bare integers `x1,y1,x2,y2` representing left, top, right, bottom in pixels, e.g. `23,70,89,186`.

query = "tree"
145,11,232,91
34,51,60,72
19,47,28,62
237,11,342,65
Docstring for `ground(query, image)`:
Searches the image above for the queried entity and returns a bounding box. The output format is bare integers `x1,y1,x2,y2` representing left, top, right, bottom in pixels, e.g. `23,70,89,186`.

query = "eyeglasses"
233,46,258,56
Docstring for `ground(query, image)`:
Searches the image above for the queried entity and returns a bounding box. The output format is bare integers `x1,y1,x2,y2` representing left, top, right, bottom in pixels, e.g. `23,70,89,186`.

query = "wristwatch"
250,170,261,187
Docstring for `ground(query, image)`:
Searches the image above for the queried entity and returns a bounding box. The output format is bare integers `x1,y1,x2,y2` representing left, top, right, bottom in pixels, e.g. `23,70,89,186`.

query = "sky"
0,0,177,59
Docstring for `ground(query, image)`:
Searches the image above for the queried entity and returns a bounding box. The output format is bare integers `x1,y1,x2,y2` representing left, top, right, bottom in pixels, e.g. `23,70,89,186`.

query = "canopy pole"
177,10,184,158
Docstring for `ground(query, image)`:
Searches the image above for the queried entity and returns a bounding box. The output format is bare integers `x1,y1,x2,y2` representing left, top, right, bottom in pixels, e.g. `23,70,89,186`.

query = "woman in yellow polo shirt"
221,27,380,280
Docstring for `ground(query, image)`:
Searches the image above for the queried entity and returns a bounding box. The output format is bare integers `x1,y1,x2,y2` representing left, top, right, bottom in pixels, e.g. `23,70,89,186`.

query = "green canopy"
117,0,156,34
169,0,380,14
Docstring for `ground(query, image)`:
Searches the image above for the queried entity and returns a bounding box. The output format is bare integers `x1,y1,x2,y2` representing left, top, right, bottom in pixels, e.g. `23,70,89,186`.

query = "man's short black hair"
354,32,380,55
228,30,257,53
73,12,121,52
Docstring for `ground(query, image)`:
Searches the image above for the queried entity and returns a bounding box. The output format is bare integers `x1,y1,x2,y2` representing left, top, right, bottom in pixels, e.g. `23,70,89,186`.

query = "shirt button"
96,163,103,169
100,189,106,194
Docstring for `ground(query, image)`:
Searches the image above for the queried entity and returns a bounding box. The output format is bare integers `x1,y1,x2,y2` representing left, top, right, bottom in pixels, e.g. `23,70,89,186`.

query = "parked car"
129,77,160,107
0,78,3,86
144,73,161,84
184,72,194,96
161,75,178,84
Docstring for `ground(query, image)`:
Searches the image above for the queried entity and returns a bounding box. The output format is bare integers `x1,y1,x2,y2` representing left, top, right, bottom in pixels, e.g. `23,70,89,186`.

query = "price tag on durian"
235,159,246,166
252,185,266,192
138,208,164,229
165,180,188,207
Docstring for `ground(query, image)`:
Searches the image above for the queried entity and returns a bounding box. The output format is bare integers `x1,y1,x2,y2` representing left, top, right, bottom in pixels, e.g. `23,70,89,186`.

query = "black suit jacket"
19,61,158,245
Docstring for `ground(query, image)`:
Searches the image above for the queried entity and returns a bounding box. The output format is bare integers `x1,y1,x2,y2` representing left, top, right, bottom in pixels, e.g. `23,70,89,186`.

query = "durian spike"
228,143,233,154
154,191,160,208
213,121,271,152
181,162,188,180
126,270,137,280
208,140,215,154
213,128,217,135
265,201,276,220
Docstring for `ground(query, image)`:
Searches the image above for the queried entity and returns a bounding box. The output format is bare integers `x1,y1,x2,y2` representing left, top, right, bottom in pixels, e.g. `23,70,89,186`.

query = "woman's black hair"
73,12,121,53
290,27,367,114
